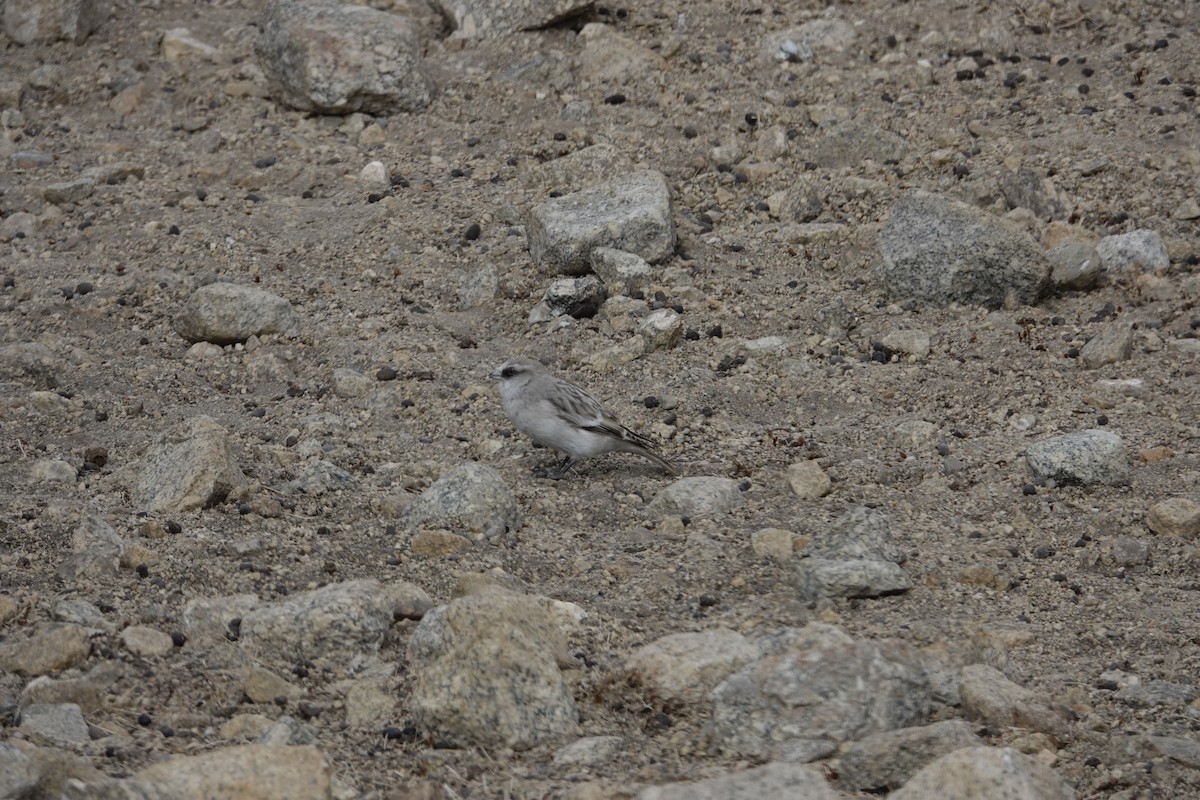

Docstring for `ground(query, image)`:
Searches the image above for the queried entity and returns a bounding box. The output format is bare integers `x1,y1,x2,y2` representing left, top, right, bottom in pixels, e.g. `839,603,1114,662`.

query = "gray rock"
396,462,519,538
709,635,931,758
3,0,105,45
1097,228,1169,272
182,594,262,644
528,144,634,195
21,661,125,712
810,117,907,168
1146,497,1200,537
1025,428,1129,486
791,557,913,600
639,762,838,800
43,178,94,205
174,283,300,345
647,477,745,518
1114,679,1197,708
31,458,76,483
1047,242,1102,290
1108,535,1150,566
341,672,396,727
240,578,428,667
763,19,856,60
785,460,831,499
132,416,247,513
959,664,1069,737
331,368,373,398
256,715,318,746
888,746,1075,800
591,247,652,290
526,171,675,276
285,459,357,495
0,622,92,676
0,742,40,799
114,744,329,800
999,167,1065,220
0,342,62,388
19,703,90,747
536,275,607,321
624,629,759,706
878,190,1051,309
638,308,683,351
766,179,822,222
1129,735,1200,769
407,587,579,750
880,329,932,360
255,0,433,115
553,735,624,767
57,508,124,581
120,626,174,658
459,264,498,310
1080,320,1134,368
435,0,591,38
0,210,38,241
755,622,854,657
812,505,905,563
838,720,983,792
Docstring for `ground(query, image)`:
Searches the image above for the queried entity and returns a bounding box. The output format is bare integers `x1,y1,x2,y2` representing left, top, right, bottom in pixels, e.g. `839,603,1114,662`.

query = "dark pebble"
245,193,265,203
391,175,410,187
706,324,723,338
160,726,175,737
552,132,566,141
1096,415,1108,426
663,412,676,425
738,479,751,492
76,281,94,295
698,594,719,607
317,526,331,536
367,193,385,203
1065,347,1079,358
135,564,149,578
643,396,660,408
137,713,152,727
376,366,398,381
285,435,298,447
682,125,698,138
168,224,180,235
1034,545,1056,558
604,93,626,105
238,502,252,515
1078,84,1089,94
685,329,700,340
254,156,277,169
170,631,186,647
1022,484,1037,496
166,520,182,534
249,408,265,418
96,410,108,422
464,222,481,240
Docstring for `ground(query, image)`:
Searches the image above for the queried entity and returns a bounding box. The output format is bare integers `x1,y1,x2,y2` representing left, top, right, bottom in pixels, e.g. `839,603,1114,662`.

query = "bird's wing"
547,379,653,445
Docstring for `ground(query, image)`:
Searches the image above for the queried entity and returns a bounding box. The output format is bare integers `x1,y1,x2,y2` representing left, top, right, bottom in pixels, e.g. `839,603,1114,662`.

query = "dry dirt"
2,0,1200,797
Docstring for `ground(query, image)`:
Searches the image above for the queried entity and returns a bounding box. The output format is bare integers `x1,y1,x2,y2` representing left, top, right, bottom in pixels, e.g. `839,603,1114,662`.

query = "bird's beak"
487,368,501,381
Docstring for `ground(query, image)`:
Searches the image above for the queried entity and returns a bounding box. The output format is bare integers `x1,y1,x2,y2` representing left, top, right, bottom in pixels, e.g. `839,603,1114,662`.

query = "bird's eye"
501,366,517,378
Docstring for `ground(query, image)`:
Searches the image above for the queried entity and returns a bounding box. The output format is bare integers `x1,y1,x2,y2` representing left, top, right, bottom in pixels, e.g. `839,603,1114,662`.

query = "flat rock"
624,629,759,705
527,143,634,195
878,189,1051,309
395,462,519,539
0,743,40,800
809,117,907,168
0,622,92,676
0,342,62,388
255,0,433,115
1080,320,1134,368
435,0,591,38
526,170,675,276
174,283,301,345
888,746,1075,800
132,416,247,513
647,477,745,518
240,578,428,667
709,634,931,759
786,459,831,499
56,508,124,581
1047,242,1102,290
19,703,90,747
959,664,1069,737
120,625,174,658
639,762,838,800
791,557,913,600
3,0,105,45
838,720,983,792
553,735,625,767
1025,428,1129,486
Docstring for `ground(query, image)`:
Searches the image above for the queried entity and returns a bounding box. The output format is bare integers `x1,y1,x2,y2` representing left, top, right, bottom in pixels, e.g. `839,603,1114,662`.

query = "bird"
488,356,676,480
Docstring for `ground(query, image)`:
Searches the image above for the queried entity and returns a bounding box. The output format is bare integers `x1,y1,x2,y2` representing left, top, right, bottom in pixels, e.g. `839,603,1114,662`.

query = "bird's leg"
534,455,576,480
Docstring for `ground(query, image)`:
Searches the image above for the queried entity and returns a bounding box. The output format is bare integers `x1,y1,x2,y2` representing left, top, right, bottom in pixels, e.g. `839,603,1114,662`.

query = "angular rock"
0,623,92,676
20,661,124,711
639,762,838,800
647,477,744,518
959,664,1069,737
528,143,633,195
888,746,1075,800
553,735,624,767
638,308,683,351
880,329,932,360
161,27,218,61
791,557,913,600
763,19,856,60
285,460,357,495
999,167,1065,220
1047,242,1102,290
132,416,247,513
1114,679,1196,708
458,264,498,310
1097,228,1169,272
255,0,433,115
710,635,931,759
526,171,675,276
43,178,94,205
576,23,665,85
0,342,62,388
1146,497,1200,537
436,0,590,37
812,505,905,563
3,0,105,45
1025,429,1129,486
174,283,301,345
766,179,822,223
534,275,607,321
1080,320,1134,369
240,579,428,667
751,528,796,560
18,703,90,747
0,743,40,800
57,508,124,581
396,462,519,538
120,625,174,658
407,587,579,750
878,190,1051,309
810,117,907,168
838,720,983,792
624,629,759,706
591,247,652,290
182,594,261,644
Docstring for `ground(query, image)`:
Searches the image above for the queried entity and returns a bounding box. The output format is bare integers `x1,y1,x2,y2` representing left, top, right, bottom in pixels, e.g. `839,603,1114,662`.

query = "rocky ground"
1,0,1199,797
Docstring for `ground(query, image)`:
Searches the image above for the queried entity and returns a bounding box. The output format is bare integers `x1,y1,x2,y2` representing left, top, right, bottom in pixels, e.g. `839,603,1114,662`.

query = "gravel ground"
1,0,1199,797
